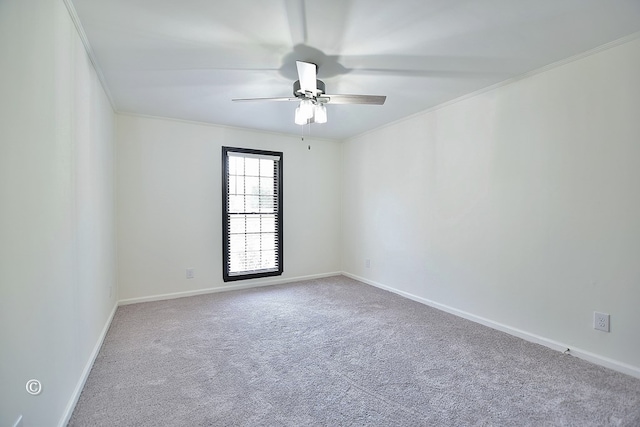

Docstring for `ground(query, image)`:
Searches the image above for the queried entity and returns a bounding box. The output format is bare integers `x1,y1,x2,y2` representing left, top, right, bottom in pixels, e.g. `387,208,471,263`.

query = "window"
222,147,283,281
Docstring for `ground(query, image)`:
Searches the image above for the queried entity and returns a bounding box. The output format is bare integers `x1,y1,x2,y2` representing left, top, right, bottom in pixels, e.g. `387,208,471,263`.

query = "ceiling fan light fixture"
314,104,327,124
299,99,314,119
294,106,307,125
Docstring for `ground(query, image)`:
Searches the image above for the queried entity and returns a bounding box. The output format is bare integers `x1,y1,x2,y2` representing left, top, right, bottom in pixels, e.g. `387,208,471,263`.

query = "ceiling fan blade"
284,0,307,45
296,61,318,95
321,94,386,105
232,97,298,102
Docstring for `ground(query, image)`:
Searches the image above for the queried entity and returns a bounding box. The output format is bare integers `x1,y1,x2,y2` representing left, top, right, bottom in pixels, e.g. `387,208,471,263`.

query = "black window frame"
222,146,283,282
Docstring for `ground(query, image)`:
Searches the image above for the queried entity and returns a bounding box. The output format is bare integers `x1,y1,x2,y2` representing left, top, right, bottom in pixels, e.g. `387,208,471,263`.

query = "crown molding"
62,0,118,111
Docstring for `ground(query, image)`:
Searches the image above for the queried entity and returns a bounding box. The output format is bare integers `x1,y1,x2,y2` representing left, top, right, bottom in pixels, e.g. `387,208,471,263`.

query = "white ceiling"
70,0,640,140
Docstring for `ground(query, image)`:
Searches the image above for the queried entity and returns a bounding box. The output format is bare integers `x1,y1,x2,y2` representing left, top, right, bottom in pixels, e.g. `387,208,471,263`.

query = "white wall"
116,115,342,301
0,0,116,425
342,37,640,374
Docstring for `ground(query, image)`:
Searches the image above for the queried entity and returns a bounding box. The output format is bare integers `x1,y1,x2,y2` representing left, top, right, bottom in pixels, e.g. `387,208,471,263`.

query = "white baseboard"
58,302,118,427
342,272,640,380
118,272,342,306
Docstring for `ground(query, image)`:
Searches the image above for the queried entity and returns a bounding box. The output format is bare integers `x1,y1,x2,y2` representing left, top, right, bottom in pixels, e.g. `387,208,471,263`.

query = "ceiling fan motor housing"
293,79,325,98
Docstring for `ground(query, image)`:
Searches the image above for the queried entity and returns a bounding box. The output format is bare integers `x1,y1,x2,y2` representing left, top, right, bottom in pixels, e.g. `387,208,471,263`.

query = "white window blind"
222,147,283,281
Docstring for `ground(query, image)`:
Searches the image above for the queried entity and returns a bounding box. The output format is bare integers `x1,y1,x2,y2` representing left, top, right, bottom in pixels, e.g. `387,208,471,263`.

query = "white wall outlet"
365,259,371,268
594,311,610,332
186,268,195,279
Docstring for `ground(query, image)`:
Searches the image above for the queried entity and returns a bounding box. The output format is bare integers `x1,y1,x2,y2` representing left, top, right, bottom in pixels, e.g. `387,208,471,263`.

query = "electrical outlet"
594,312,610,332
365,259,371,268
186,268,195,279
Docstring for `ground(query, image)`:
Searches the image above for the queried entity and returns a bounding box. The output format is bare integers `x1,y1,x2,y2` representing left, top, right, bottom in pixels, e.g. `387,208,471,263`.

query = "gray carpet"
69,276,640,426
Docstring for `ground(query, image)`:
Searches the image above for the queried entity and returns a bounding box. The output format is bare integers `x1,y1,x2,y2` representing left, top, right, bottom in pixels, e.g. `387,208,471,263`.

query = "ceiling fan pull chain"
301,118,309,142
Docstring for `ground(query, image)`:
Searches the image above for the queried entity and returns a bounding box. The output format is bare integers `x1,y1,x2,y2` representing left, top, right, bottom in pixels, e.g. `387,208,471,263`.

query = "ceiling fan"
232,61,386,125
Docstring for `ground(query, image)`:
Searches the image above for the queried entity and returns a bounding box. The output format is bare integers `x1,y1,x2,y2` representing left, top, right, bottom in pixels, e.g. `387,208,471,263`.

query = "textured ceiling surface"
70,0,640,140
